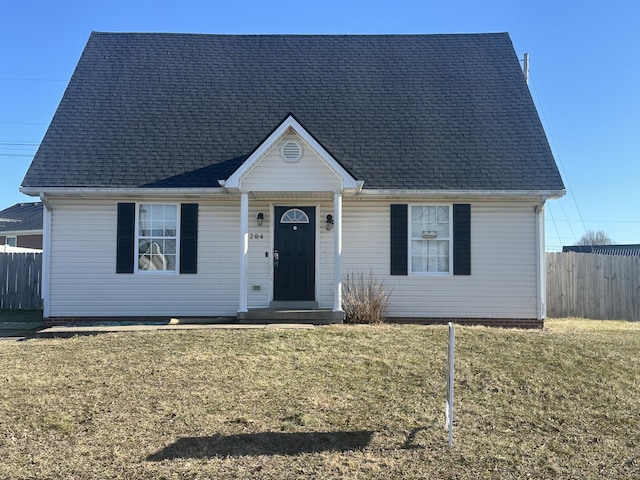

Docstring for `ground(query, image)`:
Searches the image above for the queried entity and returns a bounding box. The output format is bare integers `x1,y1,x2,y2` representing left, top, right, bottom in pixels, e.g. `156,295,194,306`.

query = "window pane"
164,205,177,221
437,240,449,256
139,221,151,236
151,204,165,219
165,239,176,255
138,239,150,254
438,256,449,272
425,207,436,224
412,205,423,223
139,205,150,222
412,255,424,272
412,240,424,256
427,256,437,272
437,206,449,222
425,240,438,257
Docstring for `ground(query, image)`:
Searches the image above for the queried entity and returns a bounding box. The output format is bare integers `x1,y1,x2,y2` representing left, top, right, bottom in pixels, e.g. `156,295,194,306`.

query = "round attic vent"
280,140,303,162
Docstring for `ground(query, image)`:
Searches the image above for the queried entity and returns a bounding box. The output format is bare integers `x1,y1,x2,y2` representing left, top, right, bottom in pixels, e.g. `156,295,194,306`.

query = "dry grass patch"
0,320,639,478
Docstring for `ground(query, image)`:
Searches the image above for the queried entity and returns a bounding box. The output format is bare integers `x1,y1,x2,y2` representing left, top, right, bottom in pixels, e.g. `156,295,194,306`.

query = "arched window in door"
280,208,310,224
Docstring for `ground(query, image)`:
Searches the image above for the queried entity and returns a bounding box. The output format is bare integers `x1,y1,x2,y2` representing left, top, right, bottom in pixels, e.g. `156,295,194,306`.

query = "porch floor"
238,308,344,325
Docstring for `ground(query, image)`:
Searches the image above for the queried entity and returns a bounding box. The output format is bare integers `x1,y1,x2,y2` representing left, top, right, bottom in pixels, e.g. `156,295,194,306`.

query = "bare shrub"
342,272,392,324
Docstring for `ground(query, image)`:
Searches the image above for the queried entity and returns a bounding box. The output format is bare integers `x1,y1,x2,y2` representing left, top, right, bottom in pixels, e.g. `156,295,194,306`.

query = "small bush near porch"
1,320,639,479
342,272,391,324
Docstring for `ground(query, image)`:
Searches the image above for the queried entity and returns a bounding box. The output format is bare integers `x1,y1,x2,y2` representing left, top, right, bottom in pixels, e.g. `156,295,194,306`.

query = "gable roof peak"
222,114,361,194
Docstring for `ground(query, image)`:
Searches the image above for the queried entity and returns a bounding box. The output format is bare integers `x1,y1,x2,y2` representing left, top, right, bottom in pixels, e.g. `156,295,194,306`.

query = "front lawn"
0,319,638,479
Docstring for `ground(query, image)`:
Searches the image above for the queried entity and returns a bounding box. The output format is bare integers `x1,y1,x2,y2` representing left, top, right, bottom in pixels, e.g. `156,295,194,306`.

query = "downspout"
39,193,52,318
535,196,547,322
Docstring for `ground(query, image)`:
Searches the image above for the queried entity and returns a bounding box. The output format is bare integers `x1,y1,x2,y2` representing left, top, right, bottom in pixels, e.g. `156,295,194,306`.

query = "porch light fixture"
326,214,334,231
256,212,264,227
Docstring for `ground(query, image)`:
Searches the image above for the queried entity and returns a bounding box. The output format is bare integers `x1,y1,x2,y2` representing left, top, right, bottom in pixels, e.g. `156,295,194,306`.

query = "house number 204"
249,233,264,239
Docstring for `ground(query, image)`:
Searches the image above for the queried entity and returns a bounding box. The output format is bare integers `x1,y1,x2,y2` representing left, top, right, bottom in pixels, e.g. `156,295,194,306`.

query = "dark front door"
273,206,315,301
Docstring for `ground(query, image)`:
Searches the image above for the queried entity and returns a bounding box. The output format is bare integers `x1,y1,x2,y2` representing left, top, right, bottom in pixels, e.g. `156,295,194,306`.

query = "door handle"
273,249,279,267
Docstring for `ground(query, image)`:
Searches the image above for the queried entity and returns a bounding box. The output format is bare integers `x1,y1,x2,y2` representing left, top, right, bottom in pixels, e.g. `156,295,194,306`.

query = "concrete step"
269,301,319,309
238,308,344,325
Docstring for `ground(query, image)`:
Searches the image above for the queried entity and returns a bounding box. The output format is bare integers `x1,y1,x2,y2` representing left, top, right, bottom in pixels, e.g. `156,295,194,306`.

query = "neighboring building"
21,33,565,327
0,202,43,250
563,244,640,256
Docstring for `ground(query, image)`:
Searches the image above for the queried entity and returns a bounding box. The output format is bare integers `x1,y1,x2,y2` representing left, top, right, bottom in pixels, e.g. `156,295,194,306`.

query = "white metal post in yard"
446,322,455,447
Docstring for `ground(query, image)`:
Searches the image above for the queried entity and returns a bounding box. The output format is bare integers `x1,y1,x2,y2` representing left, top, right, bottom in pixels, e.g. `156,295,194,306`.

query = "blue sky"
1,0,638,251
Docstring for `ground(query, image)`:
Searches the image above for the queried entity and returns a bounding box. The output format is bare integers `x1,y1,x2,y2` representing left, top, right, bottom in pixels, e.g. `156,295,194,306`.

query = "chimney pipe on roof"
523,52,530,85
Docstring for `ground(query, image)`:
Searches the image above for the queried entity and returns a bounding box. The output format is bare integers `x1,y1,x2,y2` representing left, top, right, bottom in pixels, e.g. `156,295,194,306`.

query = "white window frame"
409,204,453,276
6,236,17,247
135,203,180,274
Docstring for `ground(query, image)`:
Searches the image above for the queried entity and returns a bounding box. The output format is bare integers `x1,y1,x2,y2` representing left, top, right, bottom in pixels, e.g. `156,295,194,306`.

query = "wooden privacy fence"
547,252,640,321
0,252,42,309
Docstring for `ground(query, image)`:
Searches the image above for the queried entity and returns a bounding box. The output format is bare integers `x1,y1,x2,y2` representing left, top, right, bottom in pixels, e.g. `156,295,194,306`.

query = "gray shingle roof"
563,244,640,256
23,32,565,192
0,202,43,232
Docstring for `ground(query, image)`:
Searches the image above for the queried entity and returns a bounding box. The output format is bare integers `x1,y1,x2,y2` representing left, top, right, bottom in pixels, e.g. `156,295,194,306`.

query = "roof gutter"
39,192,52,210
22,186,566,201
356,188,566,200
21,187,230,198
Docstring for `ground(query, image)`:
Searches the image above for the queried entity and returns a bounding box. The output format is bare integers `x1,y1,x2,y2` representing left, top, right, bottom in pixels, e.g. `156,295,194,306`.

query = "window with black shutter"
116,202,198,274
390,203,470,276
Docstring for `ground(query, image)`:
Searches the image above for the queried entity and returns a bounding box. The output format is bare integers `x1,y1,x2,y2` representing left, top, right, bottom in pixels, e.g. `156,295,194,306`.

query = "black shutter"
453,204,471,276
116,203,135,273
390,204,408,275
180,203,198,274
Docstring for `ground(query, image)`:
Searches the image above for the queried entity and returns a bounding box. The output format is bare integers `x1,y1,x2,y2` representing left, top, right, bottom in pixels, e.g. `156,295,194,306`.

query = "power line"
0,78,66,82
0,121,49,126
529,72,589,240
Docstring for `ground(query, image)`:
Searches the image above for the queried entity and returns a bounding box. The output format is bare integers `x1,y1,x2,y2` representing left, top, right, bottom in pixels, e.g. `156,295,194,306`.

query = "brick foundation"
43,316,236,327
386,317,544,329
44,315,543,329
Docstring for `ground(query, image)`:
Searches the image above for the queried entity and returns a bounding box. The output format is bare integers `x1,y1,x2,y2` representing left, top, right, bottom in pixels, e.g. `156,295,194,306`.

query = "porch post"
239,193,249,313
333,192,343,312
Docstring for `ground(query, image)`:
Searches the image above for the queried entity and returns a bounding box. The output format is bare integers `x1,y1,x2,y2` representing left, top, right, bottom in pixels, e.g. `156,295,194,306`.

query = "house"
21,32,565,327
563,244,640,256
0,202,43,250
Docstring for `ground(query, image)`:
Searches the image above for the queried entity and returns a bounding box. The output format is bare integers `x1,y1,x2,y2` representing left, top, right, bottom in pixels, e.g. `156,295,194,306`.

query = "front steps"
237,308,344,325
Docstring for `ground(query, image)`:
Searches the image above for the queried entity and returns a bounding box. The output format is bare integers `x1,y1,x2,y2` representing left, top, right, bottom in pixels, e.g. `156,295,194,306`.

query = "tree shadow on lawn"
147,430,374,460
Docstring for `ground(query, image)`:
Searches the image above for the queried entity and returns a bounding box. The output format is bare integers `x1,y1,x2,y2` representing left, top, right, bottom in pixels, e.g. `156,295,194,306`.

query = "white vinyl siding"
48,198,241,317
240,133,343,192
341,199,539,319
47,197,539,320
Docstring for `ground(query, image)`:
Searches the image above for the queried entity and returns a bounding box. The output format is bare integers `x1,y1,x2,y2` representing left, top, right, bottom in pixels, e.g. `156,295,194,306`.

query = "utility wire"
0,121,48,126
529,72,589,243
0,78,66,82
